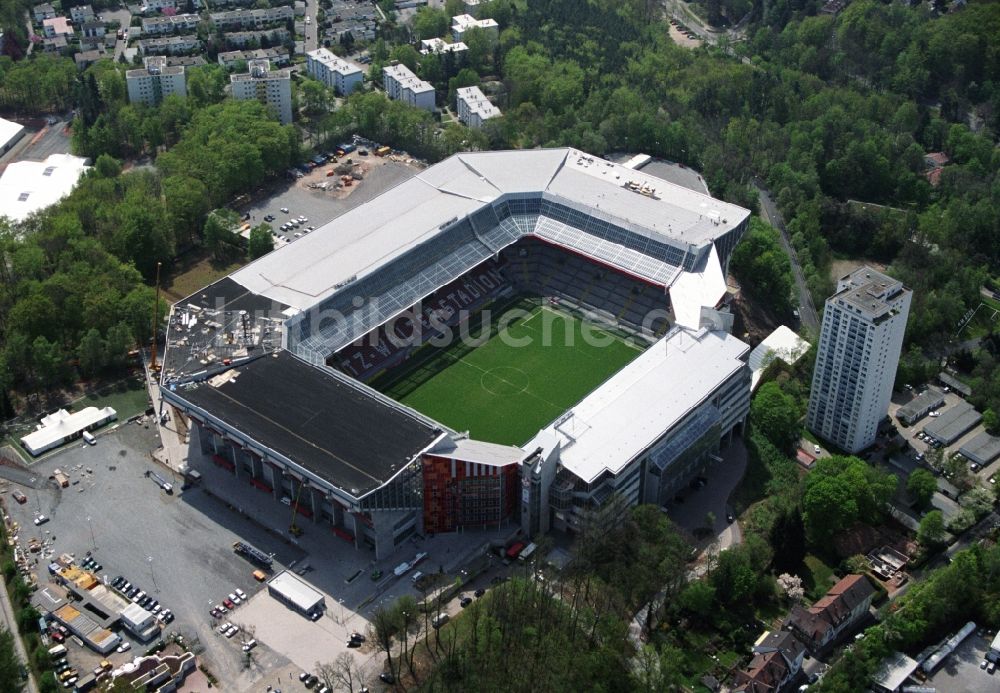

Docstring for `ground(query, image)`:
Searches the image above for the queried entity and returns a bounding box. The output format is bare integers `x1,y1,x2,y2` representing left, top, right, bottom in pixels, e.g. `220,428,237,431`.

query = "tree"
0,628,23,693
803,456,896,544
77,328,106,377
31,336,65,389
917,510,947,548
300,80,329,114
413,7,449,40
750,381,802,452
678,580,716,620
316,652,364,692
247,224,274,259
203,210,240,260
906,469,937,510
731,218,794,316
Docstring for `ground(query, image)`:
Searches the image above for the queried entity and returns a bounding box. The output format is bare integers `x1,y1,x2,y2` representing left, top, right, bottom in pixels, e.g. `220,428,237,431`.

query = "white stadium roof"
0,153,90,223
524,325,749,483
231,148,748,313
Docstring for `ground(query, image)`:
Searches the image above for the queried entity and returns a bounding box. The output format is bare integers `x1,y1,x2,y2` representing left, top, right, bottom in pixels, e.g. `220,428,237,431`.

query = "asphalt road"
755,180,821,333
304,0,317,52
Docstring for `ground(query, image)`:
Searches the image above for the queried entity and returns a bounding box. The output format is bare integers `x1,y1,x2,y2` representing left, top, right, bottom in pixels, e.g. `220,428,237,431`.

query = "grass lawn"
371,297,643,445
162,250,243,303
802,554,838,601
73,376,150,421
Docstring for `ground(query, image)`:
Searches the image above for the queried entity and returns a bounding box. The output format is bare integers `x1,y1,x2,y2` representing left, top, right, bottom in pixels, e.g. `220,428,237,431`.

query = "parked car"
33,515,49,526
460,597,472,608
280,207,289,213
349,632,366,643
217,622,232,635
116,642,131,653
12,490,26,504
474,588,485,598
235,588,247,600
228,593,241,605
347,639,362,648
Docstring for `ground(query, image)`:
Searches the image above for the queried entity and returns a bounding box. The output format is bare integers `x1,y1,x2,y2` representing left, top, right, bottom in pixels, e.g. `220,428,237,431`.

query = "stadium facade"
161,148,753,558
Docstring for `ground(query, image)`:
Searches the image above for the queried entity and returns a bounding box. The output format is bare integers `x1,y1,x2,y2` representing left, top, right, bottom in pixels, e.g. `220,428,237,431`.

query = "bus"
518,542,538,562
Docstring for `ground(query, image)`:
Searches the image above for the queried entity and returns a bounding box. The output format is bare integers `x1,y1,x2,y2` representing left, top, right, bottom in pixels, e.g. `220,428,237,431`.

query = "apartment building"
230,59,293,124
382,64,435,111
141,14,200,35
305,48,363,96
807,266,911,453
218,48,290,70
456,86,500,129
419,38,468,56
451,13,498,41
209,7,295,30
126,56,187,106
138,36,201,55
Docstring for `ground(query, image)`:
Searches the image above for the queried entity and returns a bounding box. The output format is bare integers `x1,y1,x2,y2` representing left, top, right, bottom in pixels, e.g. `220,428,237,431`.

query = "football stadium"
161,148,754,558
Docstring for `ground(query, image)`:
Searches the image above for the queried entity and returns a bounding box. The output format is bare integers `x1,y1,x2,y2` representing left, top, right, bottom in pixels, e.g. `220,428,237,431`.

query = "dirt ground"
829,258,886,283
668,24,703,49
732,293,781,348
294,153,410,201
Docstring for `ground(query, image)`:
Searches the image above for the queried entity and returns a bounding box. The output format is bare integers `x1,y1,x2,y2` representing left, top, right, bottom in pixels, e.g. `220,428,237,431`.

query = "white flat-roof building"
808,267,911,453
0,116,26,154
522,325,750,533
231,59,293,124
451,13,498,41
306,48,363,95
126,56,187,106
419,37,468,56
120,603,160,641
267,570,325,617
20,406,117,456
42,16,72,38
456,85,500,129
0,153,90,224
382,64,435,111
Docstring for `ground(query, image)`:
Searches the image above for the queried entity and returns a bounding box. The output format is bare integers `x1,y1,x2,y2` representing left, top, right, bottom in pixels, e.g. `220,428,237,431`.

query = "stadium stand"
503,239,672,337
333,259,513,380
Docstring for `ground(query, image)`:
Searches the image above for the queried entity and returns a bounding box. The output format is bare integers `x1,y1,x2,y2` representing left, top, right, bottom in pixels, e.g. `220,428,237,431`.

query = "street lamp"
147,556,159,593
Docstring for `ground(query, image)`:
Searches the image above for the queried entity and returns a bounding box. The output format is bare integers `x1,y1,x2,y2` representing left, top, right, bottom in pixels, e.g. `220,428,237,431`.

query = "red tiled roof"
734,650,788,693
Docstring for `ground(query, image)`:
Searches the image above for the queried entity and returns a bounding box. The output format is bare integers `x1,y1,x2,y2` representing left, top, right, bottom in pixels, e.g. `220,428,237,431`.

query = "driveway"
667,438,748,550
755,181,820,333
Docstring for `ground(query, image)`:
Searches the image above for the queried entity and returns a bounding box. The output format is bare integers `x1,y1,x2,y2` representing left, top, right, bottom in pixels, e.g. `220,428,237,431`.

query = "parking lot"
5,423,293,690
924,629,998,690
4,413,515,690
242,158,418,247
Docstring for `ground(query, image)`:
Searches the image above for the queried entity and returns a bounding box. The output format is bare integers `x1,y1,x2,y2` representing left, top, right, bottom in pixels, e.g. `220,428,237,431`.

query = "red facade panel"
422,454,518,534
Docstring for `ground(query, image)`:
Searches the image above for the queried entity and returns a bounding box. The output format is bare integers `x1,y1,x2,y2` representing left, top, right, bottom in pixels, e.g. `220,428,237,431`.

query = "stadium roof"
175,351,443,497
229,148,748,314
959,432,1000,466
0,153,90,223
429,437,527,467
0,116,25,150
923,400,982,445
524,326,749,484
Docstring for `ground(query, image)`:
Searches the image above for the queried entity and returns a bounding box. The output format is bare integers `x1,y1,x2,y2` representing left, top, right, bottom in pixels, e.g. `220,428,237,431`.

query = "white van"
410,571,423,584
48,644,67,659
82,430,96,445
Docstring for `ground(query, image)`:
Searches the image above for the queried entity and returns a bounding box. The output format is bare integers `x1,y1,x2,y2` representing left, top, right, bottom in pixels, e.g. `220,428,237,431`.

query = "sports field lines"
373,299,643,445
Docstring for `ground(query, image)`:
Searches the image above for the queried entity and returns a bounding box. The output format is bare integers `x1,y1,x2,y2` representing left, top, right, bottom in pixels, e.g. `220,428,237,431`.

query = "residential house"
923,151,950,187
138,35,201,55
786,574,875,651
75,49,108,69
41,35,68,53
141,14,201,35
734,630,807,693
219,47,290,70
225,29,289,49
33,3,57,22
81,20,106,39
70,5,95,24
43,17,73,38
209,7,295,30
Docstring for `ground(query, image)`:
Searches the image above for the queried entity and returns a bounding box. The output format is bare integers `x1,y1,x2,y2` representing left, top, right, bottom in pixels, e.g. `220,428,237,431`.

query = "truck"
518,542,538,562
51,469,69,488
145,470,172,494
376,146,391,157
233,541,273,568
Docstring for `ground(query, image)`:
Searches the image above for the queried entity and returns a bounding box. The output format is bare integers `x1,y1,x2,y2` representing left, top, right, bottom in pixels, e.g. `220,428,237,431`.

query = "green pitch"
371,298,644,446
